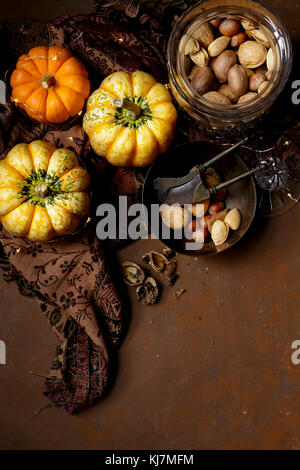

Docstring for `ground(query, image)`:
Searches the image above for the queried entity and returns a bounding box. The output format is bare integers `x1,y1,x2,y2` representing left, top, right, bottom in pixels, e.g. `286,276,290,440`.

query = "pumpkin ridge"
58,165,81,183
4,161,26,180
144,123,161,152
56,83,87,100
106,126,125,159
25,87,48,121
130,130,137,167
29,47,49,76
26,144,35,170
25,202,37,235
100,85,119,98
49,88,70,120
17,55,41,79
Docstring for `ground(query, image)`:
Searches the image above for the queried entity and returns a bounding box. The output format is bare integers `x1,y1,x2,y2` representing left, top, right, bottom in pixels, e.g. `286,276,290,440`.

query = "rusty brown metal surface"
0,0,300,450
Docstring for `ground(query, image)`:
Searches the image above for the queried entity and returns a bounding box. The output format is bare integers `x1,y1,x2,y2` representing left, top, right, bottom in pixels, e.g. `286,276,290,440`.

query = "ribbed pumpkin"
0,140,91,242
83,70,177,167
10,46,91,123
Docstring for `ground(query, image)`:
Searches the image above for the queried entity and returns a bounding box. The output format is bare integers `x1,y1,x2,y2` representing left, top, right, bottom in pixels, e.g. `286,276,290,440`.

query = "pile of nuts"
159,166,242,247
183,16,275,105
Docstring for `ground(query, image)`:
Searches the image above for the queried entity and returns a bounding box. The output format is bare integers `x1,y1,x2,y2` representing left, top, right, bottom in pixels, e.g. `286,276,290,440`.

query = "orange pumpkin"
10,46,91,123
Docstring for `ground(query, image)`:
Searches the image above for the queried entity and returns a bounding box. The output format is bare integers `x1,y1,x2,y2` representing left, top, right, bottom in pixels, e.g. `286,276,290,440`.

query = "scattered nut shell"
121,262,145,287
193,22,215,48
212,50,237,83
238,41,267,68
241,19,256,31
251,29,271,48
219,19,241,37
202,91,231,105
160,205,190,230
208,36,231,57
136,277,159,305
184,38,200,55
224,208,242,230
211,220,230,246
237,92,257,103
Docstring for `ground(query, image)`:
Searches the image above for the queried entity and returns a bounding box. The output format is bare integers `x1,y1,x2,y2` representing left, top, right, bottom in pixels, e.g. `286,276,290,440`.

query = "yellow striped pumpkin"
83,70,177,167
0,140,90,242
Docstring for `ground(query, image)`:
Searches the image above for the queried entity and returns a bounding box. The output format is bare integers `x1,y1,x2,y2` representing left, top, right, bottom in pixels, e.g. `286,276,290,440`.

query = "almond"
241,19,256,31
237,92,257,104
219,19,241,37
212,50,237,83
238,41,267,68
251,29,271,48
211,220,229,246
224,209,241,230
202,91,231,105
193,22,215,48
184,37,200,55
208,209,229,233
267,47,275,71
257,81,269,94
191,66,214,95
218,84,239,103
228,64,248,97
208,36,231,57
190,47,209,67
231,32,247,48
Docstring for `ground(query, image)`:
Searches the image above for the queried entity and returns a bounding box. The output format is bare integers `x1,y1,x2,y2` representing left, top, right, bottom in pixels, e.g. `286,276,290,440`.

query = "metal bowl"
143,141,257,255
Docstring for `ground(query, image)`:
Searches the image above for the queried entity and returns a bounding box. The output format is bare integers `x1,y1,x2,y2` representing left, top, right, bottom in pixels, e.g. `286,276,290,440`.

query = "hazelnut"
210,18,223,29
188,198,210,217
213,188,228,201
205,168,221,187
231,32,247,48
249,71,266,91
191,66,214,95
199,215,213,230
228,64,248,97
212,50,237,83
193,226,209,243
209,201,225,215
219,19,241,37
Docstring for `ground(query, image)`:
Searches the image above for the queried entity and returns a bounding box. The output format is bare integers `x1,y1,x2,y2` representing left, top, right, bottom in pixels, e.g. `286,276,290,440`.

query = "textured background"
0,0,300,450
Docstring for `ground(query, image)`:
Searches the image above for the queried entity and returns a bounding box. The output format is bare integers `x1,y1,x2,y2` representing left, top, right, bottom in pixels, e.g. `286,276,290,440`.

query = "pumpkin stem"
41,74,56,89
35,183,49,198
113,98,141,120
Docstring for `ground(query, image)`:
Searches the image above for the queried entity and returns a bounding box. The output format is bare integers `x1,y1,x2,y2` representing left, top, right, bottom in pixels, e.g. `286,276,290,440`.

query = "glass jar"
167,0,292,136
